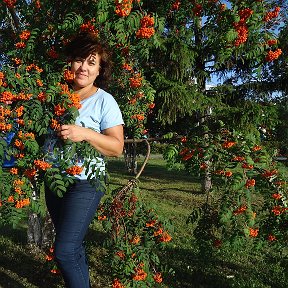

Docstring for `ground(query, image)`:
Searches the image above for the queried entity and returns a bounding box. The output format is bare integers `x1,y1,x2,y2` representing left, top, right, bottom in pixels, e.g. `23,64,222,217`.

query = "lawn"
0,155,287,288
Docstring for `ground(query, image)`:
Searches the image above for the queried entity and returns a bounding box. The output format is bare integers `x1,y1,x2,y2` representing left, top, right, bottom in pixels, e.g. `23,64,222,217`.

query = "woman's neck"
74,85,98,101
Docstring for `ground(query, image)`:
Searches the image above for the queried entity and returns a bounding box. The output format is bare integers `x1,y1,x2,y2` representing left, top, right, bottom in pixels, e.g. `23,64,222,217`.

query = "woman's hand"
57,124,124,157
57,124,86,142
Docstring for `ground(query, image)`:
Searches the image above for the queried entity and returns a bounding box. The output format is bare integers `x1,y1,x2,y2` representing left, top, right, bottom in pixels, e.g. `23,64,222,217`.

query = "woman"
45,32,124,288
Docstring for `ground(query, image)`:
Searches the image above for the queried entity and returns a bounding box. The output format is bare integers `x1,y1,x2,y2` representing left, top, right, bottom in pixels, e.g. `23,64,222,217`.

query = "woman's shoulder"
96,88,119,106
97,88,115,100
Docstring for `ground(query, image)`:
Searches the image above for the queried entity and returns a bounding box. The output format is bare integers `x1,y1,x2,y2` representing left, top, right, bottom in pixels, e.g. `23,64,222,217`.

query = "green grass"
0,155,287,288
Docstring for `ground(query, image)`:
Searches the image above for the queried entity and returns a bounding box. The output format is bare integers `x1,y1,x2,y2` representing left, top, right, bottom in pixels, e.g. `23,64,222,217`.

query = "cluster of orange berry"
218,3,226,11
0,71,5,86
66,165,83,175
112,278,125,288
265,48,282,62
0,91,16,104
34,159,52,171
115,0,133,17
15,42,26,49
214,170,233,177
132,263,147,281
59,83,82,109
37,91,46,102
34,0,41,9
263,6,280,22
136,15,155,39
23,168,37,179
50,118,60,130
192,3,203,17
245,178,256,188
15,30,31,50
171,0,181,11
26,63,43,73
222,140,236,149
19,30,31,41
129,73,142,88
47,46,59,59
242,162,254,169
122,63,133,71
80,21,99,36
266,39,277,46
0,106,12,131
252,144,262,151
14,139,24,150
54,104,66,116
63,69,74,83
249,227,259,238
131,113,145,121
271,205,288,216
3,0,16,8
0,121,12,131
238,8,253,22
15,198,30,209
233,8,253,47
261,169,278,178
233,205,247,215
18,131,35,139
232,156,245,162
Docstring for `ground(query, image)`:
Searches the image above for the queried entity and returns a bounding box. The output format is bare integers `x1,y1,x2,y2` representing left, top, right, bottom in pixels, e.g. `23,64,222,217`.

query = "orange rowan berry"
19,30,31,41
171,0,181,11
54,104,66,116
153,272,163,283
37,92,46,102
249,228,259,238
112,278,125,288
115,0,133,17
245,179,256,188
47,46,59,59
272,193,281,200
63,69,74,83
132,267,147,281
34,159,52,170
3,0,16,8
10,168,18,175
267,234,277,242
265,48,282,62
264,7,280,22
66,165,84,175
80,21,98,35
159,231,172,242
15,42,26,49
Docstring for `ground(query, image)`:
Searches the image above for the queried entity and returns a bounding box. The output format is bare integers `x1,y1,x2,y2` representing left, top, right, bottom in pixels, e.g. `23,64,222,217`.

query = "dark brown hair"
64,32,112,89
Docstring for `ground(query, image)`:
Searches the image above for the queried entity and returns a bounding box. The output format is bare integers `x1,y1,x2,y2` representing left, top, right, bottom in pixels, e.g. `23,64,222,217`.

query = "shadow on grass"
0,224,111,288
162,246,241,288
85,228,112,288
0,226,62,288
107,158,200,183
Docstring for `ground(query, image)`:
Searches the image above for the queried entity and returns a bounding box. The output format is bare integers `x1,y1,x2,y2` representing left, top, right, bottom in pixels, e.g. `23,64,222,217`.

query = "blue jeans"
45,180,104,288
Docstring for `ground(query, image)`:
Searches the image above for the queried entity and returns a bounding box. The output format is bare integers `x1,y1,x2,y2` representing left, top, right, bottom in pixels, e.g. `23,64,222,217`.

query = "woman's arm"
58,124,124,157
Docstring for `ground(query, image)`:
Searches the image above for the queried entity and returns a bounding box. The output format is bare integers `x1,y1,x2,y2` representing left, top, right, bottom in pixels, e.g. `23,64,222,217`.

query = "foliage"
141,0,284,129
164,123,288,253
98,181,174,287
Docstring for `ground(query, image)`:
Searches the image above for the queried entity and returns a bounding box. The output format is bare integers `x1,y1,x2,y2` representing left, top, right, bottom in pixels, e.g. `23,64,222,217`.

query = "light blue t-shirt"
74,88,124,179
44,88,124,180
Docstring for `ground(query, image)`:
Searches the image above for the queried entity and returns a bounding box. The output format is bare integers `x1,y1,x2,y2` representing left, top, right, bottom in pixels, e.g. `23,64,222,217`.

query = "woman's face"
71,53,101,89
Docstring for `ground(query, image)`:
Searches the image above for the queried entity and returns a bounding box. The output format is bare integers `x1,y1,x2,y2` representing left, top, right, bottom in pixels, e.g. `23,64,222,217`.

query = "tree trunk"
124,142,138,175
27,182,55,250
27,211,54,249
